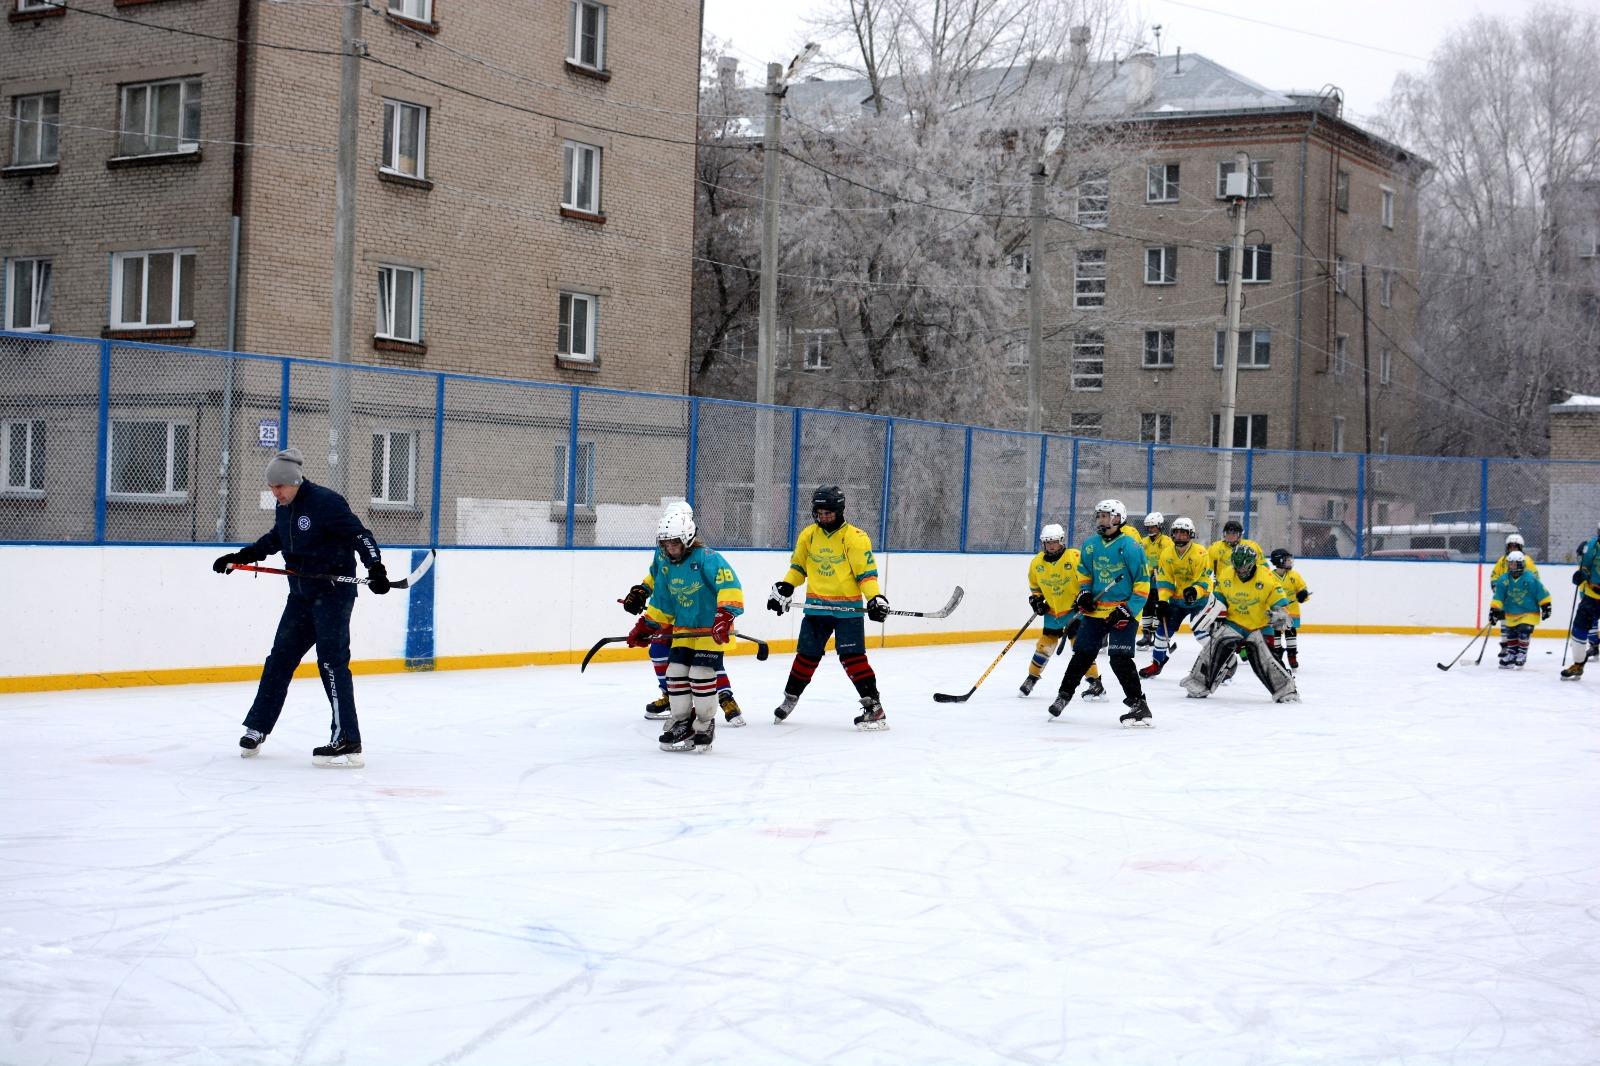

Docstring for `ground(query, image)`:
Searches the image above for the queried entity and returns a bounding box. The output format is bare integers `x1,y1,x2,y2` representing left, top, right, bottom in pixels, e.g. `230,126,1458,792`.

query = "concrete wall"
0,546,1586,691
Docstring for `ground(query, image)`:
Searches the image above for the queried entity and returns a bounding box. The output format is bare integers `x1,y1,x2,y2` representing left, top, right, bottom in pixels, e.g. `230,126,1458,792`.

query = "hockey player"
620,502,744,726
625,507,743,752
1489,532,1539,583
1137,512,1174,647
767,485,891,730
1020,523,1106,701
1140,516,1215,678
1208,519,1265,577
1268,548,1311,670
1046,499,1154,727
1561,526,1600,680
1488,551,1551,669
212,447,387,767
1181,545,1299,703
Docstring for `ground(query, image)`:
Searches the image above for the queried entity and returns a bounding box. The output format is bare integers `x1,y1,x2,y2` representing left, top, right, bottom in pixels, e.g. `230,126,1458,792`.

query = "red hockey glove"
625,616,660,648
711,608,735,644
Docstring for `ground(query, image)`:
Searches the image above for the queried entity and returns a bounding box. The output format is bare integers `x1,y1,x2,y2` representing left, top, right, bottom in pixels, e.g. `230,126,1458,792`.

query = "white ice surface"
3,635,1599,1066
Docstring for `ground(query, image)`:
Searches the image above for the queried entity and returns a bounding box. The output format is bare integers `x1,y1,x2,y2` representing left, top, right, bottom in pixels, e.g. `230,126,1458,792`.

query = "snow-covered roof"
1551,392,1600,411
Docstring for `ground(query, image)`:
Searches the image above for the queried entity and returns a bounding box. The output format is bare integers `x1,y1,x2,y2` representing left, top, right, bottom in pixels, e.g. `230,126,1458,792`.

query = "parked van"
1364,522,1521,560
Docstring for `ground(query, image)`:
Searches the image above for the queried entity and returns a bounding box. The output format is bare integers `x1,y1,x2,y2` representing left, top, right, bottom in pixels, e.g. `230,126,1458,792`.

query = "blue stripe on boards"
405,548,436,670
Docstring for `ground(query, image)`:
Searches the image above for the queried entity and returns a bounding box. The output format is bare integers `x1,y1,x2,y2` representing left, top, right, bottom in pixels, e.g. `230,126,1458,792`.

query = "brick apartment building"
1,0,701,393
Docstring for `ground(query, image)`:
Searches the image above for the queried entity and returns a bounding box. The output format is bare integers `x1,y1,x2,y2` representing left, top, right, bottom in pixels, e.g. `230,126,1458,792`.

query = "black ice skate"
659,717,696,752
644,693,672,720
1018,675,1038,697
1118,696,1154,728
1048,692,1070,718
1082,675,1107,700
720,692,745,727
312,739,364,768
693,719,716,753
1560,661,1584,681
854,696,889,732
774,693,799,722
239,729,266,758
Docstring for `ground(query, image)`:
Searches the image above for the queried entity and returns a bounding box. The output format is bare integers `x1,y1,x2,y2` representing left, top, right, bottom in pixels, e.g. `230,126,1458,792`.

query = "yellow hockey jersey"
1488,553,1539,583
1209,537,1266,575
1156,542,1214,604
1140,532,1175,572
1214,568,1291,634
1273,566,1310,620
782,522,882,616
1029,547,1086,622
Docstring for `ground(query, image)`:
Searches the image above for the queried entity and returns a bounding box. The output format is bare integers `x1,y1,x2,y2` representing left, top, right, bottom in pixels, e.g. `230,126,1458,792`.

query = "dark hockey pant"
244,587,360,744
785,614,878,700
1058,613,1142,702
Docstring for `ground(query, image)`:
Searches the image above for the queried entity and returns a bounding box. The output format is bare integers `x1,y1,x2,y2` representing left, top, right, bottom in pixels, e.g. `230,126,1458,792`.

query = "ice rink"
3,633,1598,1065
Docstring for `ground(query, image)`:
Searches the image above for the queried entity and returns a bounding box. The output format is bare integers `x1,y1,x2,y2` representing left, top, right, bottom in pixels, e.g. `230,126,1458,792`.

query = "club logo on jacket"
298,516,311,531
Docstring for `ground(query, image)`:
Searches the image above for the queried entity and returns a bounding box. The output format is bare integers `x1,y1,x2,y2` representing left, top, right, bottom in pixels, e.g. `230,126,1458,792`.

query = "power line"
1149,0,1430,62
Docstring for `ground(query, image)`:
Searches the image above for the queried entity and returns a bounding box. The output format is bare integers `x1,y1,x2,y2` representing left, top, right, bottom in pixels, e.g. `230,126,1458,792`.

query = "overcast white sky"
700,0,1560,125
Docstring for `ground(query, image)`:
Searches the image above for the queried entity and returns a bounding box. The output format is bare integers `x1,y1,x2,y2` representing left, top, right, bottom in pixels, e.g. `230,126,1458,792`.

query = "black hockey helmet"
1269,548,1293,569
1223,519,1244,536
811,485,846,530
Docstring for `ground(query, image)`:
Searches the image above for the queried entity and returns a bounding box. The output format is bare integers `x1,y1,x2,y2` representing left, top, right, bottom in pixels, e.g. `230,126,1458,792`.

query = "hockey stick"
933,613,1037,703
1560,593,1581,667
1436,623,1492,671
579,627,769,672
803,586,965,620
1472,621,1495,666
226,548,436,590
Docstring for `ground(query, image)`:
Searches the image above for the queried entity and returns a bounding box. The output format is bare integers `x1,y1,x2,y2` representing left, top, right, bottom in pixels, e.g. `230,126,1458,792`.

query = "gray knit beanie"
264,447,305,486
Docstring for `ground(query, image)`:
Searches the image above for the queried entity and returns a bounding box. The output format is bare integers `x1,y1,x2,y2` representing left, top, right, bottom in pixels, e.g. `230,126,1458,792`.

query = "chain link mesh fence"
966,429,1040,552
438,376,572,546
1363,455,1485,560
1248,450,1360,559
694,399,796,550
0,334,100,541
579,389,689,548
797,410,886,548
886,419,964,551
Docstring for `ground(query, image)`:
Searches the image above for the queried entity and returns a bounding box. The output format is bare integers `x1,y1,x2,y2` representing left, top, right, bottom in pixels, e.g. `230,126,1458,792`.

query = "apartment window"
1378,429,1390,455
111,250,195,329
1,419,45,495
1074,249,1106,308
799,329,833,371
1004,343,1027,370
17,0,65,9
118,77,201,157
558,291,598,361
387,0,431,21
1379,268,1393,308
1380,347,1393,385
1216,159,1274,198
562,140,602,214
1376,500,1391,523
1007,251,1030,288
1069,413,1102,438
10,92,59,166
377,264,422,343
1215,244,1273,284
381,100,427,179
1143,329,1174,368
1144,246,1177,285
1335,170,1350,213
1213,328,1271,369
1146,163,1179,203
370,430,417,507
1381,187,1395,229
1210,413,1267,449
108,419,189,499
1071,332,1104,391
1332,415,1346,453
1140,413,1173,444
569,1,608,71
1076,170,1108,228
1335,256,1349,294
1580,228,1600,258
554,440,596,507
1333,334,1348,376
4,257,52,331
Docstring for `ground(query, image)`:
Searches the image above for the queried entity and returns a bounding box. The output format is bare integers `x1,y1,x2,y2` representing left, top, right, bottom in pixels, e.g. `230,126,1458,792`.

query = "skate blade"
855,721,890,732
240,748,259,759
1121,719,1155,728
659,741,695,752
644,712,671,720
693,744,714,753
313,754,364,768
725,716,746,728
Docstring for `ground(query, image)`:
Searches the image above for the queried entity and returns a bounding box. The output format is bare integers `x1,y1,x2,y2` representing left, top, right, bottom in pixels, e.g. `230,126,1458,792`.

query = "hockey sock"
785,654,821,697
1284,627,1298,656
1108,654,1143,700
840,653,879,699
665,661,693,720
652,641,670,693
716,671,732,698
689,664,718,729
1086,662,1101,680
1028,634,1056,678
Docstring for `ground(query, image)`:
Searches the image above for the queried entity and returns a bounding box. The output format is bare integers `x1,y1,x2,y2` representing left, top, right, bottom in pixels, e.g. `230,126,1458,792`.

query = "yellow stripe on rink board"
0,623,1581,693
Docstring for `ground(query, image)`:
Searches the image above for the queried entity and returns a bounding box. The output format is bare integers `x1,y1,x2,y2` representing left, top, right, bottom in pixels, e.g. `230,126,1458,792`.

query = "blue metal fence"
1,331,1595,562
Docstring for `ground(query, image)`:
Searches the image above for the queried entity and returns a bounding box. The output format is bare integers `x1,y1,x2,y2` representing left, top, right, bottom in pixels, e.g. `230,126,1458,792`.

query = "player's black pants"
785,613,878,700
1057,613,1142,701
244,586,360,744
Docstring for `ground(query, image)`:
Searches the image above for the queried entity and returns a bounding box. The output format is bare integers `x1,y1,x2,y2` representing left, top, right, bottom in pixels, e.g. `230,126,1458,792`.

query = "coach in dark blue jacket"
212,447,387,767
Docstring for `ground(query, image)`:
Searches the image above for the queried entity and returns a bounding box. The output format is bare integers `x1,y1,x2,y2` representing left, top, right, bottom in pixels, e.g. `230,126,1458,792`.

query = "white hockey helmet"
1144,511,1164,529
1505,550,1526,572
1504,532,1523,549
1039,523,1066,544
663,499,693,517
656,508,696,546
1171,516,1196,536
1094,498,1126,524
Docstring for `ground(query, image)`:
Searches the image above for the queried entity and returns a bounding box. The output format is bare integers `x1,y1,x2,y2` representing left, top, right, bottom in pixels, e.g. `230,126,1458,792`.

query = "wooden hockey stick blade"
391,548,436,589
580,636,627,672
733,631,770,661
932,687,976,703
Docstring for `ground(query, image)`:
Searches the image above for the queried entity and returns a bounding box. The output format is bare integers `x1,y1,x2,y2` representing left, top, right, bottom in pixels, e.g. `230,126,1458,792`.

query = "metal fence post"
787,409,802,546
685,395,700,509
1145,442,1155,517
279,358,291,444
1242,449,1256,539
958,426,973,552
1355,453,1366,558
429,374,445,548
93,339,111,544
1068,437,1081,538
1478,457,1491,563
565,387,580,549
1032,433,1048,542
879,418,894,549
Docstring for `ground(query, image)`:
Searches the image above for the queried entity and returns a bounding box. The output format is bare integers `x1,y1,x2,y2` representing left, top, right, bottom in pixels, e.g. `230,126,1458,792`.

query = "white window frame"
107,419,190,501
370,429,418,508
10,91,60,166
1332,415,1346,453
1076,170,1108,228
1,418,45,496
1216,159,1273,198
1211,413,1267,449
1007,251,1030,289
1380,186,1395,229
1074,249,1106,308
1216,244,1273,284
387,0,431,21
1144,246,1177,285
1071,332,1104,391
569,0,608,71
554,439,596,507
1378,429,1390,455
558,290,598,362
1214,328,1271,369
111,249,195,329
561,140,602,213
1069,412,1103,438
117,77,201,158
1146,163,1179,203
1140,412,1172,444
377,264,423,343
1379,268,1393,308
1335,256,1349,294
1334,334,1348,376
1379,347,1393,385
1143,329,1174,369
16,0,63,11
799,328,833,371
5,257,52,332
1335,170,1350,213
380,99,428,179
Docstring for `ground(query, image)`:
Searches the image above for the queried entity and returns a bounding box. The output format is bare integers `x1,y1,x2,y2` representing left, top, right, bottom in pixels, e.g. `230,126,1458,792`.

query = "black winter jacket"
238,481,381,595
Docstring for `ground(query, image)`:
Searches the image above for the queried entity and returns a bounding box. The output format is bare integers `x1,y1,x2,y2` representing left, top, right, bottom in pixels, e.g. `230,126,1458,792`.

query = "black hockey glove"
1296,588,1310,603
1154,600,1170,625
1576,570,1588,587
621,583,650,615
212,552,244,574
866,595,890,623
1028,593,1047,615
767,581,795,615
1541,603,1552,620
1073,589,1095,614
1182,585,1197,606
1108,604,1135,630
1488,607,1503,625
366,561,391,594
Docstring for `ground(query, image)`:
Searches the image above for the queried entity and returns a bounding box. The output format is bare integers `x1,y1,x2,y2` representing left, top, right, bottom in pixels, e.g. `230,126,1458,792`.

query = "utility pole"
1359,261,1373,539
1026,162,1046,434
327,0,363,495
1211,150,1251,541
756,61,783,408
